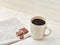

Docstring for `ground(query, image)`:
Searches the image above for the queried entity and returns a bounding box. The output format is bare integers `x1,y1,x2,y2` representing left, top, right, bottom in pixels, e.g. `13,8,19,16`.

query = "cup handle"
44,27,52,36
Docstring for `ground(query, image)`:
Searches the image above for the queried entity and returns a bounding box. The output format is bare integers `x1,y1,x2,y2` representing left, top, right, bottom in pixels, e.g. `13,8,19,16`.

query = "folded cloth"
0,17,30,45
0,32,30,45
0,17,24,32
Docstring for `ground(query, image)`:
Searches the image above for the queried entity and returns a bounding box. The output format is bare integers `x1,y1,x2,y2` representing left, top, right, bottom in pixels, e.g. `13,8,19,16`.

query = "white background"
0,0,60,21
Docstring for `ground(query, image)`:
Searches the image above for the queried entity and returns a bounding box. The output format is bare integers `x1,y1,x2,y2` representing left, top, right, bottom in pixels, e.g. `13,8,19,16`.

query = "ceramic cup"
30,16,51,40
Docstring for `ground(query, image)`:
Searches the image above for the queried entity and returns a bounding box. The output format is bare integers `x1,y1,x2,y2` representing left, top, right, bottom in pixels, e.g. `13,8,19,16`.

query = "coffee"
32,19,45,25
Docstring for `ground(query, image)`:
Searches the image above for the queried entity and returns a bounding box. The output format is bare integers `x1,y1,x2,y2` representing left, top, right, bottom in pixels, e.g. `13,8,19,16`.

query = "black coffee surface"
32,19,45,25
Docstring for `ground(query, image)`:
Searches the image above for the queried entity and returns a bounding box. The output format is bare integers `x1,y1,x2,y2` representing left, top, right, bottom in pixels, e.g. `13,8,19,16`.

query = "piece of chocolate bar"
20,34,24,39
16,28,28,39
19,28,28,34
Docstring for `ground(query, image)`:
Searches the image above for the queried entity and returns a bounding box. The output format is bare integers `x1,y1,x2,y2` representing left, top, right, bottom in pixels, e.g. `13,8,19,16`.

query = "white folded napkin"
0,17,30,45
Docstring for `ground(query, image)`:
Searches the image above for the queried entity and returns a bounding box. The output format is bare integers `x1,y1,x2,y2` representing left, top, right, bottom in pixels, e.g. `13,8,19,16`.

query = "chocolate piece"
16,31,23,36
22,28,28,34
20,34,24,39
16,28,28,39
19,28,28,34
16,32,20,36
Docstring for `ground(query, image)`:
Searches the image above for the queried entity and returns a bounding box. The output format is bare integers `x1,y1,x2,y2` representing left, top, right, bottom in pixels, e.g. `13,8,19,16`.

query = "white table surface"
0,7,60,45
11,21,60,45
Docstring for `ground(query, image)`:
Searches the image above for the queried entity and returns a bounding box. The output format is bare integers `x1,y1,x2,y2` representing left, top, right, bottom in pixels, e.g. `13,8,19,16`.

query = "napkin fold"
0,33,30,45
0,17,30,45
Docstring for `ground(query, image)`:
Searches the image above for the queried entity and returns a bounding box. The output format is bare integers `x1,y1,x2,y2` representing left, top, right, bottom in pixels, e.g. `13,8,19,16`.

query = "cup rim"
30,16,46,26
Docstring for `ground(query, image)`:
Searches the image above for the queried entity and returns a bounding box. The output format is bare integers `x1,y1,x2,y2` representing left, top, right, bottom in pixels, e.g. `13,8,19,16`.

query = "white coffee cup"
30,16,51,40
